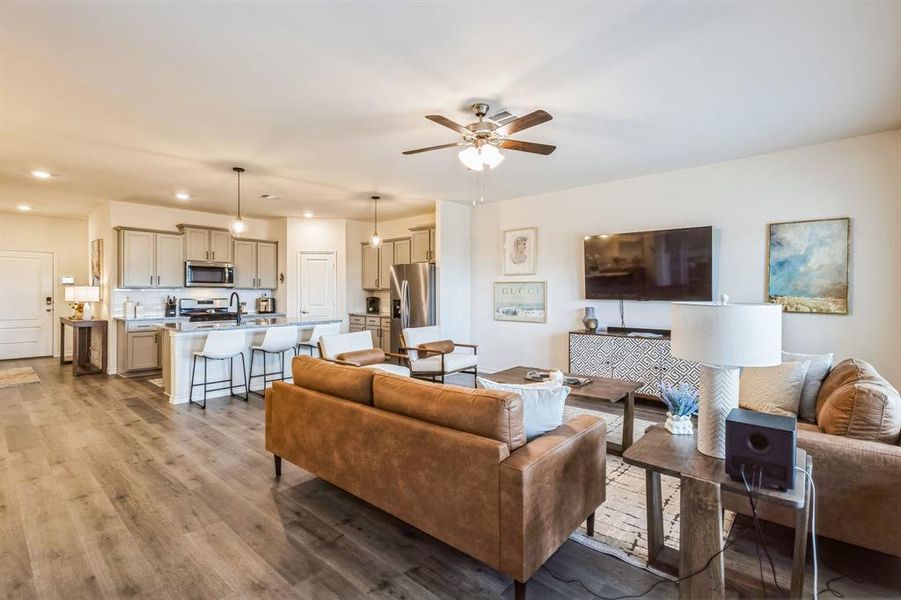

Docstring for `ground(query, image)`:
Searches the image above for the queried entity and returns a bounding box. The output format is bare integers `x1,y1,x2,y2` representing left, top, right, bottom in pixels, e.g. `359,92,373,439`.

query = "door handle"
211,251,215,260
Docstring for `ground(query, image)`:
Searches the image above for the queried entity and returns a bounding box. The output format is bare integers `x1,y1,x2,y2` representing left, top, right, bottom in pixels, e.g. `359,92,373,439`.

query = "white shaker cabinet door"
155,233,184,287
233,240,257,288
121,230,155,288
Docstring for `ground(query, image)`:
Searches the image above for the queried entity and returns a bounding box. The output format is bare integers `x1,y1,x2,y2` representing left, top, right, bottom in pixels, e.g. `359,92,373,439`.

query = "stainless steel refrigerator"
390,263,436,353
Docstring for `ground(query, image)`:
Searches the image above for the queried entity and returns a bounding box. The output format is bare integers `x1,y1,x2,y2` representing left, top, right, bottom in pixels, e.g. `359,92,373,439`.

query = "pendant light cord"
372,195,379,235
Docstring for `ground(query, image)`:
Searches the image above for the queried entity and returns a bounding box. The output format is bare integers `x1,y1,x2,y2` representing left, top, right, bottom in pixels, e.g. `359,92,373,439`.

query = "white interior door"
298,252,336,319
0,250,54,359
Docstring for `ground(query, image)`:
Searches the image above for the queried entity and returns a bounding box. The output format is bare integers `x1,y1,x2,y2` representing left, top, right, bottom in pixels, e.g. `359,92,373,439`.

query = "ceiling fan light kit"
404,103,555,172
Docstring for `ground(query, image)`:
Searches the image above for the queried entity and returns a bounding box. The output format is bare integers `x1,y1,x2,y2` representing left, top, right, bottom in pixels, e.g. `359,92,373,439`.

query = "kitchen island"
158,316,342,404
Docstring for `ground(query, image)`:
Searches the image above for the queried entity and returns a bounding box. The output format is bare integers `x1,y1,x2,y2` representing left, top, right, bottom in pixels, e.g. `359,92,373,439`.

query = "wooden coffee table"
623,426,812,599
482,366,642,454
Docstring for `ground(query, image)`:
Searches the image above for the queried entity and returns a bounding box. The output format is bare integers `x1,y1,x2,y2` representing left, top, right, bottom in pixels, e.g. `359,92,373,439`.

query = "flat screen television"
584,225,713,301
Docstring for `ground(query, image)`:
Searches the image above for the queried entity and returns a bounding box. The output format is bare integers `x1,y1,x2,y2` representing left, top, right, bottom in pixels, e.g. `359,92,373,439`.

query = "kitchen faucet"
229,291,242,324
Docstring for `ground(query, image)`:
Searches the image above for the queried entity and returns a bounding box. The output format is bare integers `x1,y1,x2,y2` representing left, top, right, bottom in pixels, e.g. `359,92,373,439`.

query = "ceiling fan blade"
498,139,556,155
425,115,471,136
402,142,466,155
494,110,552,136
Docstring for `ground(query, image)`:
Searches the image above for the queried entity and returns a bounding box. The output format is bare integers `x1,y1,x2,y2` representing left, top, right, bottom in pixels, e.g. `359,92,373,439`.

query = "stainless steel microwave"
185,261,235,288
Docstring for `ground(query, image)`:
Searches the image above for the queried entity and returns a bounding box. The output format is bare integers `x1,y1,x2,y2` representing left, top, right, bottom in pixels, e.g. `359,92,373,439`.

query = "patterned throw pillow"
739,361,810,417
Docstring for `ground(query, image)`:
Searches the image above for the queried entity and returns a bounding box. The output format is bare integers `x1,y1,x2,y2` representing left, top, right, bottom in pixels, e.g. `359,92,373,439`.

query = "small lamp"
65,286,100,320
671,294,783,458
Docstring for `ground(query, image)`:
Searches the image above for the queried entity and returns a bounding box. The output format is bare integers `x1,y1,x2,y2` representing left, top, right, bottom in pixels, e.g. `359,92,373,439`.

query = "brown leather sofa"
749,359,901,558
265,355,607,599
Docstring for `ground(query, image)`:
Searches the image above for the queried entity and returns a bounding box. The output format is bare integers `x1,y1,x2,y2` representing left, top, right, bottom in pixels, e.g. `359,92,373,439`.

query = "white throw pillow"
739,361,810,417
782,351,834,422
477,377,571,441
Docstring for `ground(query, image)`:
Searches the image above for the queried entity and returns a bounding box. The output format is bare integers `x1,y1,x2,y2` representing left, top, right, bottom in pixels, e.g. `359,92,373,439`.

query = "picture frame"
90,238,103,299
766,217,850,314
503,227,538,275
494,281,547,323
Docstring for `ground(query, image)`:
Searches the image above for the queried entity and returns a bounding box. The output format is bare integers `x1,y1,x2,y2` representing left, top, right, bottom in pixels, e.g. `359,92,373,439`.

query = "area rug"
0,367,41,389
564,404,734,575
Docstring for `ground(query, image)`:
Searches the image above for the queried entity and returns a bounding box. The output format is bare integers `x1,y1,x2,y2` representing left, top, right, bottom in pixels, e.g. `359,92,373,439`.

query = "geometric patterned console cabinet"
569,330,701,399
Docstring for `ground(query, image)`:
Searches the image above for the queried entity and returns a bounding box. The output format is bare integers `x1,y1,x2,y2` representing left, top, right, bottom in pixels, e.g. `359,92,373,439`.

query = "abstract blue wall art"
767,218,850,314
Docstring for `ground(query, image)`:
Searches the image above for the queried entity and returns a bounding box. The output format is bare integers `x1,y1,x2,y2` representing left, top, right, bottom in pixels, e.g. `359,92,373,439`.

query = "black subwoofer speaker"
725,408,796,491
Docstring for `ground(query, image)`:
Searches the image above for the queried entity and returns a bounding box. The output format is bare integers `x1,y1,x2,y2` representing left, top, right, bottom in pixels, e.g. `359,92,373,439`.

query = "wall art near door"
90,238,103,299
767,217,850,314
503,227,538,275
494,281,547,323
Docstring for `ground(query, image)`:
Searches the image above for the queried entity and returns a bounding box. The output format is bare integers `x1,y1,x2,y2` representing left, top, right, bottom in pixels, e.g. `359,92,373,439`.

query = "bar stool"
297,322,340,356
188,330,248,409
249,325,298,396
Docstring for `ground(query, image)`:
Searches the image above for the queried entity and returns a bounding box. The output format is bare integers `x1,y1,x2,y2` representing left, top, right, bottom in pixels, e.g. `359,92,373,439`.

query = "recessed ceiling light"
17,204,32,212
303,210,314,219
175,192,190,201
260,193,279,200
31,170,52,179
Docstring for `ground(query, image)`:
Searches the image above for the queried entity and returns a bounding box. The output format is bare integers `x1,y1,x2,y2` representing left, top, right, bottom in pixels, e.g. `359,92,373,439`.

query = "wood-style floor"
2,358,899,599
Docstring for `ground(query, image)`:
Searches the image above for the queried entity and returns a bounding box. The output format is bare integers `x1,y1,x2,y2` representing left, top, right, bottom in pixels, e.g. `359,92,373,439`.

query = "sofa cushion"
363,362,410,377
372,373,526,451
739,361,810,417
337,348,386,366
477,377,571,441
419,339,455,354
291,355,374,405
816,358,883,417
783,351,834,422
818,378,901,445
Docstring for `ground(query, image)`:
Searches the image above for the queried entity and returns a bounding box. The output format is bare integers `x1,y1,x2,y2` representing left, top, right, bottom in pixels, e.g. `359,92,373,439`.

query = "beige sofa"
265,356,607,599
754,359,901,557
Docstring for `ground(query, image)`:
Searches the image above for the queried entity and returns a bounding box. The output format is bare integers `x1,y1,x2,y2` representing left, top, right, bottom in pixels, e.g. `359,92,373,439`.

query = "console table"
624,426,812,599
569,329,700,399
60,318,108,376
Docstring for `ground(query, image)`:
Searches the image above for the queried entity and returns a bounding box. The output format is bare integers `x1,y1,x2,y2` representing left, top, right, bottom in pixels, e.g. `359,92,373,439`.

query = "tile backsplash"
111,287,276,318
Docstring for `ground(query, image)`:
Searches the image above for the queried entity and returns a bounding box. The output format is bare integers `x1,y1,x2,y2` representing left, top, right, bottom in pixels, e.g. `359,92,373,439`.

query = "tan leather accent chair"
266,355,607,599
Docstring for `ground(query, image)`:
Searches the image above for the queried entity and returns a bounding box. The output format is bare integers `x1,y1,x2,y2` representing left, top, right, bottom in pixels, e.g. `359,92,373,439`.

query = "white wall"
282,217,347,326
436,200,472,343
0,212,89,357
471,131,901,386
345,211,435,314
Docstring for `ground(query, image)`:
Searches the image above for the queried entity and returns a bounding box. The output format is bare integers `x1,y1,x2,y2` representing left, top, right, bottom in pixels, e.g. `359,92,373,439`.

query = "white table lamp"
65,285,100,320
671,295,782,458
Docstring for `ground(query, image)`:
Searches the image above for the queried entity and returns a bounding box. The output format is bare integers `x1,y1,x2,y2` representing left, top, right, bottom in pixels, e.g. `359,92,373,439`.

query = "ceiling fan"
403,103,556,171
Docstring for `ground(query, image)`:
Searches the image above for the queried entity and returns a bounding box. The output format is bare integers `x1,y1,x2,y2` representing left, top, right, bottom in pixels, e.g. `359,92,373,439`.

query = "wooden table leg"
71,327,81,376
679,475,725,600
646,470,665,567
59,321,66,364
791,458,813,599
622,391,636,452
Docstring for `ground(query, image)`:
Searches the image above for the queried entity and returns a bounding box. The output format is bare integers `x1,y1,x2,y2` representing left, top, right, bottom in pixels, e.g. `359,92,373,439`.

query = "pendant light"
369,195,381,247
229,166,248,237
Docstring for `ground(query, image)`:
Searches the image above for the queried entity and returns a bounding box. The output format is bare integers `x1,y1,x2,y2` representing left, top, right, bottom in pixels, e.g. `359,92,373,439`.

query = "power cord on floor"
741,466,785,597
795,465,818,600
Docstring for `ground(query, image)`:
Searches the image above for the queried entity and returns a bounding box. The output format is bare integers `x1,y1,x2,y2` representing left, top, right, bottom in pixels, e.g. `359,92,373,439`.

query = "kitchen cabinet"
117,228,184,288
394,238,411,265
410,226,435,263
378,240,395,291
380,317,391,353
233,239,278,289
362,243,379,290
116,320,168,374
349,315,391,352
180,225,233,262
349,315,366,333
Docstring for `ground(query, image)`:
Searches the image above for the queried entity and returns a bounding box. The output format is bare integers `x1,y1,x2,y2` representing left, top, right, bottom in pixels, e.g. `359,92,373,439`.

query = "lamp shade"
671,301,782,367
65,286,100,303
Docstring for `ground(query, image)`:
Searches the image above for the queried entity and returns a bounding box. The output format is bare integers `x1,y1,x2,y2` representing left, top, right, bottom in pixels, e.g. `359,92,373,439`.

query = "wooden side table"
60,317,108,376
623,426,812,599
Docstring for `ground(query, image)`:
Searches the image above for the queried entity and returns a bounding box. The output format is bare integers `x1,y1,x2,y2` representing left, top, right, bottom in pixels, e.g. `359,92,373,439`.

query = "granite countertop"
348,312,390,318
114,312,285,322
159,317,341,335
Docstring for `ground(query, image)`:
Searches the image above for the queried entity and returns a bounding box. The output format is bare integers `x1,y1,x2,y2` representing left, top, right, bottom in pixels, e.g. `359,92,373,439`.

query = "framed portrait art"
766,217,850,314
503,227,538,275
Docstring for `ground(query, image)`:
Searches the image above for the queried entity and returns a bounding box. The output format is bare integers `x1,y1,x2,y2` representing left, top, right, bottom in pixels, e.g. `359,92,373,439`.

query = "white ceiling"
1,1,899,220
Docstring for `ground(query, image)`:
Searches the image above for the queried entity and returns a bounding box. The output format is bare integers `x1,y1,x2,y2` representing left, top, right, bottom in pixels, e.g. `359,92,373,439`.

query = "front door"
298,252,336,320
0,250,54,359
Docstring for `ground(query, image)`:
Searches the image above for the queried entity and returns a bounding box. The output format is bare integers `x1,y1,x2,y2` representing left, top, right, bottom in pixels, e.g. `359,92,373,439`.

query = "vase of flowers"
660,383,699,435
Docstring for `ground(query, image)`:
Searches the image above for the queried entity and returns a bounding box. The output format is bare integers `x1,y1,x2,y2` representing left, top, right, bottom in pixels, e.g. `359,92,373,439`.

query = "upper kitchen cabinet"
363,237,412,291
179,225,233,262
362,243,379,290
116,227,185,288
394,238,411,265
377,240,395,290
410,225,435,263
233,239,278,289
